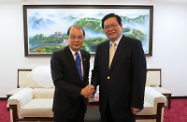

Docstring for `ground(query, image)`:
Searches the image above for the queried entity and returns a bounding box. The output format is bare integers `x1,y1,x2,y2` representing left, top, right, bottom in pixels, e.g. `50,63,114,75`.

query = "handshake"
81,84,95,98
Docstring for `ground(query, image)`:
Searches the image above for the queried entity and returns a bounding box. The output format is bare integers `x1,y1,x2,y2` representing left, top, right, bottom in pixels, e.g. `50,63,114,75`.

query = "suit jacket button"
107,76,110,79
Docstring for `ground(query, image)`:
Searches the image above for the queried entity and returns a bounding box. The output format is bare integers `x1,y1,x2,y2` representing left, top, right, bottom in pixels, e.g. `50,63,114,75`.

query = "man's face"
68,27,84,52
103,17,123,42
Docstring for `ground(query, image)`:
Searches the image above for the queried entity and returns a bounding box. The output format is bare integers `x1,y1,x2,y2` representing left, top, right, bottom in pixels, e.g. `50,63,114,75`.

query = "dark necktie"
75,52,82,81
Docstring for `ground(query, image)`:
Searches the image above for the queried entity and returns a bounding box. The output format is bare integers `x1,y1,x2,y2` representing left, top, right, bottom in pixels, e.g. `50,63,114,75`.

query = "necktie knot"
75,52,80,59
75,52,82,81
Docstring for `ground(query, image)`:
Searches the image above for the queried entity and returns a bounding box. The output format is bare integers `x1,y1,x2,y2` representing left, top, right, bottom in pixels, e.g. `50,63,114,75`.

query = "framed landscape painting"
23,5,153,56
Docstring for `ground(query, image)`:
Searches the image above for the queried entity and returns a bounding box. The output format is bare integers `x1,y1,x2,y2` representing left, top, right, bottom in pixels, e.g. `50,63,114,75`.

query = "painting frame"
23,5,153,56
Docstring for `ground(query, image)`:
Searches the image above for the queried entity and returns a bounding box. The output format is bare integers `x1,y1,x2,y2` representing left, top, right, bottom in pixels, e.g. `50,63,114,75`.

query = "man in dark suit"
91,13,147,122
51,25,95,122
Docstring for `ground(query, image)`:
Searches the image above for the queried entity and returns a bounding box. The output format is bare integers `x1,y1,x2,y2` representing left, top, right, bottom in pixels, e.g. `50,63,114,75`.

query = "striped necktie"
75,52,82,81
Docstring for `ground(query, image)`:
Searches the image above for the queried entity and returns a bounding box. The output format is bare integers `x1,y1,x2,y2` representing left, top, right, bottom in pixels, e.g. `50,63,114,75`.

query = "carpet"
0,98,187,122
0,100,9,122
164,98,187,122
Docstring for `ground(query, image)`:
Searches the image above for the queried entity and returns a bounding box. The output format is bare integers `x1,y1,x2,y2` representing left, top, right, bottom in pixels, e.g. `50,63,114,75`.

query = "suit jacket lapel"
65,46,76,67
103,41,110,71
80,50,87,81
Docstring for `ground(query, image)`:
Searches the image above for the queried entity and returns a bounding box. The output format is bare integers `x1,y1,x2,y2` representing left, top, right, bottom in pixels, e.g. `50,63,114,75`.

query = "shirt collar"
69,47,81,57
109,34,122,46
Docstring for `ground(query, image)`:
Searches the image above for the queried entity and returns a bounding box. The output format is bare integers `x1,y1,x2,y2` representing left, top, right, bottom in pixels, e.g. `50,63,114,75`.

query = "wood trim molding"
172,96,187,99
0,98,7,100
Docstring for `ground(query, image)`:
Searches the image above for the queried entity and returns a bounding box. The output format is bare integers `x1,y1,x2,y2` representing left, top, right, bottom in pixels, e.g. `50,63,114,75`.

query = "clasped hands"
81,85,95,98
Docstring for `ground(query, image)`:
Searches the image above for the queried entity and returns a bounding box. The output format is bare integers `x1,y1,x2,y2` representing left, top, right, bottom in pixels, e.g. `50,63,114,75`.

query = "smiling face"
68,26,84,52
103,17,123,42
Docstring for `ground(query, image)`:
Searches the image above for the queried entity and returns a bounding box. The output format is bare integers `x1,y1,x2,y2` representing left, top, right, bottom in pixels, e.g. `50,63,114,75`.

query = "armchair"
8,66,54,122
147,68,172,109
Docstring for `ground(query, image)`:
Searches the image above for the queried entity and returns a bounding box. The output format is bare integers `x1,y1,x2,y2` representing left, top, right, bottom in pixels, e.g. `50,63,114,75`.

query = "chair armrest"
145,87,167,103
7,88,24,98
152,87,172,94
8,87,33,107
145,87,167,113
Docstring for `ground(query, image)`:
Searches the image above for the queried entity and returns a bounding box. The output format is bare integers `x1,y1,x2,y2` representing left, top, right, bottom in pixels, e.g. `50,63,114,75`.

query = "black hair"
101,13,122,29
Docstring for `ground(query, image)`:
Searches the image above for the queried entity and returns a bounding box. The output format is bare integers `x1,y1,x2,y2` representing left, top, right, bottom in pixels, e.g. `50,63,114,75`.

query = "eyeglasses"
69,35,84,40
104,23,118,30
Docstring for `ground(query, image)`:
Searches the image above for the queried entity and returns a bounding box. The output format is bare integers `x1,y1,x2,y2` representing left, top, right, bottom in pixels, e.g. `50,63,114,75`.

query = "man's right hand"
80,85,95,98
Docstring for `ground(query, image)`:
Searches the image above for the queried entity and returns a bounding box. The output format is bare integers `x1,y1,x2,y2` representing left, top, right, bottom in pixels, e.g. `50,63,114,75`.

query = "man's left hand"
131,107,141,115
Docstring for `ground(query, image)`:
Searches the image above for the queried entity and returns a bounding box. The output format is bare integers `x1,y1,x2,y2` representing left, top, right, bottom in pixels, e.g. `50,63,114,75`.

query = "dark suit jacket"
91,35,147,119
50,46,90,118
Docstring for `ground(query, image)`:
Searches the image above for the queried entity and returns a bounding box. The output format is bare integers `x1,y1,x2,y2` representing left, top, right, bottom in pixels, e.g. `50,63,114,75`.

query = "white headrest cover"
31,66,54,88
